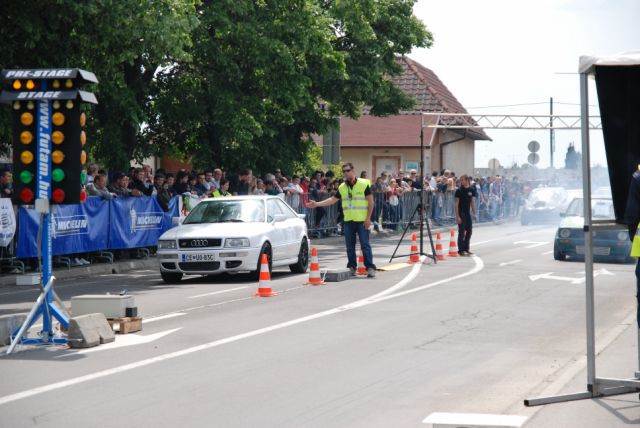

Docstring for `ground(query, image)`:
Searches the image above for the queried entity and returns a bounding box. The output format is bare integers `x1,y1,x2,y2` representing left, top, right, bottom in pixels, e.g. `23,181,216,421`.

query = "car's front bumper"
158,247,262,274
555,238,632,261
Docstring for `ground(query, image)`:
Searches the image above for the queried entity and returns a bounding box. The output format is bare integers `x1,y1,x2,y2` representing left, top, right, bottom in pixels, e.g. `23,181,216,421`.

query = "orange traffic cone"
356,254,368,276
409,233,420,263
448,229,459,257
255,254,277,297
305,247,325,285
435,232,446,261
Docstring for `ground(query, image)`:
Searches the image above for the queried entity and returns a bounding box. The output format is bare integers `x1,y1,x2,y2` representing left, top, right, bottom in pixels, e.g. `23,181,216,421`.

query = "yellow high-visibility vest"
338,178,369,222
212,190,231,197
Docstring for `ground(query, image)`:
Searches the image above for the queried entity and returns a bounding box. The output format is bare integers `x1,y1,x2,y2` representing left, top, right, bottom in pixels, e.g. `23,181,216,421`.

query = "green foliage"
0,0,431,174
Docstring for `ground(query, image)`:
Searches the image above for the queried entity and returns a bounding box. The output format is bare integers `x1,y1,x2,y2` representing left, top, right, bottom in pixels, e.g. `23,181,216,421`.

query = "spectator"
142,164,153,188
129,168,153,197
154,173,171,211
409,169,422,191
286,175,303,211
86,164,98,184
274,169,283,182
187,174,199,195
371,177,386,231
193,173,208,196
212,178,232,197
86,173,114,200
108,172,132,196
229,169,252,195
165,173,177,197
173,171,190,194
0,170,12,198
255,178,265,195
211,168,223,191
264,179,281,196
203,170,214,192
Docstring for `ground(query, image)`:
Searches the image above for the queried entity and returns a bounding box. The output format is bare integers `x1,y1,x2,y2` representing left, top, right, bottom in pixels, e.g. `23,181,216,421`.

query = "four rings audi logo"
190,239,209,247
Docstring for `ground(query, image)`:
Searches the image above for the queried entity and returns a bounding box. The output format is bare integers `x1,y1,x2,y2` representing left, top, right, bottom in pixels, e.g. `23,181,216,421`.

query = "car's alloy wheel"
289,238,309,273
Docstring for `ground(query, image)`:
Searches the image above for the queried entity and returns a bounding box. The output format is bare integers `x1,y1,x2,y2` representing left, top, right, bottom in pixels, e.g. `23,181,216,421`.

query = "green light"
19,170,33,184
80,170,87,184
52,168,65,183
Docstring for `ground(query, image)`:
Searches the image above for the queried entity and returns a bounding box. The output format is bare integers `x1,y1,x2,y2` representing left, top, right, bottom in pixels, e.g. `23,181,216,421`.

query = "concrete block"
16,274,40,286
324,268,352,282
68,313,115,348
71,295,136,318
0,314,27,345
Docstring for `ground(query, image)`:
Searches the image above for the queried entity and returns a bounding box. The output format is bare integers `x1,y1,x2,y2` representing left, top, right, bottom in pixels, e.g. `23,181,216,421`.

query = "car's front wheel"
553,242,566,261
161,271,183,283
289,238,309,274
251,242,272,281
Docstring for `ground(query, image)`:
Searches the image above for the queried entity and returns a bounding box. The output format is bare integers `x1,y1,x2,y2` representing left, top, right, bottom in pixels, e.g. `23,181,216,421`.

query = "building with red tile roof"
336,56,490,179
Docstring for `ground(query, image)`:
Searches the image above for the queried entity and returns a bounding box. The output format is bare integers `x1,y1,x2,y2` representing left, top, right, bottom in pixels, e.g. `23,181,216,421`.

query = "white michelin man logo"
130,207,137,234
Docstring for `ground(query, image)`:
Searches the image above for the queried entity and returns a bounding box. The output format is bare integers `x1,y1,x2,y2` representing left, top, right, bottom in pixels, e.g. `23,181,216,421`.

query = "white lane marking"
472,239,499,246
144,313,187,323
529,272,583,284
55,329,181,357
499,259,522,267
423,412,527,427
187,286,248,299
0,255,484,406
514,240,548,249
541,250,553,255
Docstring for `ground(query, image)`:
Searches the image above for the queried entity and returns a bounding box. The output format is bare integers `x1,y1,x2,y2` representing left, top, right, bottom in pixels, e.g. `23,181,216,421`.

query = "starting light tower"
0,69,98,353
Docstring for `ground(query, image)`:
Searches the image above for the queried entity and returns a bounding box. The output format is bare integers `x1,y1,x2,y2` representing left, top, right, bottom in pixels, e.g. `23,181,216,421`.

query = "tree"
0,0,198,171
565,143,582,170
146,0,432,175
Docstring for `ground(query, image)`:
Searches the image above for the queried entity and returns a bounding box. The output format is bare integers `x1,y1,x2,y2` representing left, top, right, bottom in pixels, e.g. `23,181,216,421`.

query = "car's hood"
559,215,584,229
159,222,269,240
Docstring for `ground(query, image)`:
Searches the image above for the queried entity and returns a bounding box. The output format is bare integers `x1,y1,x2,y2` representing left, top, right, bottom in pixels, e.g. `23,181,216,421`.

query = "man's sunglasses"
342,168,351,173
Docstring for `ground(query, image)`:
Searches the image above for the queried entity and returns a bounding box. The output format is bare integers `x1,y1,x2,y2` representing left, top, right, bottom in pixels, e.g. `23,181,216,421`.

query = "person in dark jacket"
128,168,153,196
154,173,172,212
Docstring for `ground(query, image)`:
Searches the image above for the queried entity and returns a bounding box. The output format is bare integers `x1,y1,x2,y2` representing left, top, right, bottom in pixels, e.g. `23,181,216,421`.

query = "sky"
409,0,640,169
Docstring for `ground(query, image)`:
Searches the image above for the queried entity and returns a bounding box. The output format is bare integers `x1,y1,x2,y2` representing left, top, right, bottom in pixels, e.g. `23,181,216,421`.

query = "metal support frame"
7,91,68,355
524,72,640,406
422,112,602,130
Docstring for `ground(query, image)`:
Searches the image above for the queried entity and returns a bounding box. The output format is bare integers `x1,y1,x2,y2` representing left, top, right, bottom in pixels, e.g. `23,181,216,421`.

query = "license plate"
576,246,611,256
182,254,216,262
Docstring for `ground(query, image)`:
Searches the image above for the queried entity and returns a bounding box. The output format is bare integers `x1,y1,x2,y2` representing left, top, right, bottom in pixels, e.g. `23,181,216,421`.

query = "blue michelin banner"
17,196,110,258
17,196,179,258
108,196,173,250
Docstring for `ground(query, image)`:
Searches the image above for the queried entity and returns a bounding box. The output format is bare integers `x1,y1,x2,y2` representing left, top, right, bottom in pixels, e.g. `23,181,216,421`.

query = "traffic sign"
528,140,540,153
528,152,540,165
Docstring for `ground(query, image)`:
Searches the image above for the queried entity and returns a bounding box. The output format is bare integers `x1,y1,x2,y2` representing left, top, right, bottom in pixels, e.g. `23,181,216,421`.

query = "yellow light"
79,112,86,127
52,131,64,145
80,130,86,146
25,80,35,90
20,131,33,144
65,100,74,109
20,112,34,126
52,112,65,126
52,150,65,164
20,151,34,165
12,101,20,110
12,80,21,90
64,79,73,89
52,100,61,110
80,150,87,165
26,101,35,110
52,80,61,89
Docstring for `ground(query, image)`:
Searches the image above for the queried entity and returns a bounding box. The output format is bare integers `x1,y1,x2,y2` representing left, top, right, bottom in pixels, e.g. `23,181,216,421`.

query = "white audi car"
157,196,309,283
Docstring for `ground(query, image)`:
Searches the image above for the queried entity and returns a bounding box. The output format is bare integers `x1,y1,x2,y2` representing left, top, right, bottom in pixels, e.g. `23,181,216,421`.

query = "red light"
79,189,87,203
20,188,33,203
52,189,65,204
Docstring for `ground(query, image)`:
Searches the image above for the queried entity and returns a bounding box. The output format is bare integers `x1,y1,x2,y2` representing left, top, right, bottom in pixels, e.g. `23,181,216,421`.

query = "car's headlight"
618,231,629,241
158,240,177,250
225,238,250,248
559,228,571,238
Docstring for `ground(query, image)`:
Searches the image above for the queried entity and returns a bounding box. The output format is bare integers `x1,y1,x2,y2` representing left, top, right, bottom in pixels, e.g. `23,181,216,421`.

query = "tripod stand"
389,191,436,263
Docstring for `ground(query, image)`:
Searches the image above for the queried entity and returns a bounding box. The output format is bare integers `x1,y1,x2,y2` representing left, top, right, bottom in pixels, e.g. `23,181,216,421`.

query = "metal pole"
580,73,596,391
550,97,555,168
419,125,424,256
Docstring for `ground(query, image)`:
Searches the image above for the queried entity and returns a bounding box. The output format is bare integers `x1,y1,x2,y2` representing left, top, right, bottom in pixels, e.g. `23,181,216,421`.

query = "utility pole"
550,97,555,168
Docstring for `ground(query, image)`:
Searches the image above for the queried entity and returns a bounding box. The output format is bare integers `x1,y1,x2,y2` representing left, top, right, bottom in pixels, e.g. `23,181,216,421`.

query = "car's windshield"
529,187,565,203
565,198,614,219
183,199,265,224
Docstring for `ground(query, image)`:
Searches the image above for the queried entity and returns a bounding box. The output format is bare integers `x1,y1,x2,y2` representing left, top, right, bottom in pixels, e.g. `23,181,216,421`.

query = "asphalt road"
0,221,638,427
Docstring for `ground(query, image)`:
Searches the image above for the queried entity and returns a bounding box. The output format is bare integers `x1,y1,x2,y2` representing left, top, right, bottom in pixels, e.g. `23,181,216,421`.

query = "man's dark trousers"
458,213,472,252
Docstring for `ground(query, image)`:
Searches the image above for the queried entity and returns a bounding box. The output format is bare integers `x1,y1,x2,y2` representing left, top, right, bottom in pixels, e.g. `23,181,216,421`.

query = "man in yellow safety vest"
307,163,376,277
